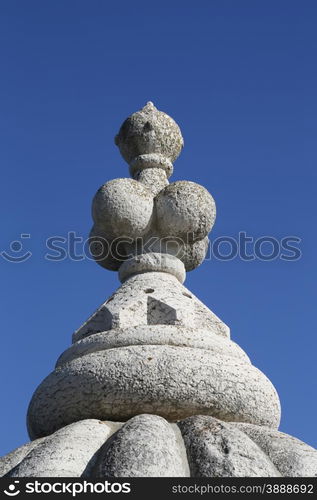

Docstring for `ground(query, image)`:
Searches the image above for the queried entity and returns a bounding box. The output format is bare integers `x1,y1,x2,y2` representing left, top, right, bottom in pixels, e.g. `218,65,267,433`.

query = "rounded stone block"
57,325,249,367
8,420,119,477
92,178,154,240
155,181,216,242
131,153,173,178
27,345,281,439
3,414,316,477
94,414,189,477
115,101,184,175
230,422,317,477
178,415,280,477
118,252,186,283
0,439,45,477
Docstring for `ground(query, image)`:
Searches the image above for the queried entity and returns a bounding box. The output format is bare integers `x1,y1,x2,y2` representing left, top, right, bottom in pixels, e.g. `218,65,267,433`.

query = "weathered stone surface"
94,414,189,477
118,253,186,283
91,182,214,274
155,181,216,242
177,237,210,271
57,325,249,367
115,101,183,178
136,167,169,195
4,102,313,478
72,272,230,343
89,225,126,271
7,420,120,477
92,178,154,240
231,423,317,477
89,103,214,275
3,414,316,478
0,438,45,477
178,416,280,477
27,345,280,439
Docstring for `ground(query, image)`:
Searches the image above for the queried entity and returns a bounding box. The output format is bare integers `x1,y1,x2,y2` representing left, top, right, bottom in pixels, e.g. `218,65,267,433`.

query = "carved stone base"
2,416,316,477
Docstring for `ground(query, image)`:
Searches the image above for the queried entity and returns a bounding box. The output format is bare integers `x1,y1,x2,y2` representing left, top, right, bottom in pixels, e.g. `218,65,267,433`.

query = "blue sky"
0,1,316,456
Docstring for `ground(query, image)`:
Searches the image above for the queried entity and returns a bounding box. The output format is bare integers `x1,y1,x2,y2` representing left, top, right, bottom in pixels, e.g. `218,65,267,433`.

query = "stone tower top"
90,102,216,281
26,103,281,441
115,101,184,179
2,103,315,480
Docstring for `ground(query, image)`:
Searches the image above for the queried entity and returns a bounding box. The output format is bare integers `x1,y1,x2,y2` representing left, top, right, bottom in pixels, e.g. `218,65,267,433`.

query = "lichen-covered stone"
136,167,169,195
92,178,154,240
177,237,210,271
115,101,183,178
155,181,216,242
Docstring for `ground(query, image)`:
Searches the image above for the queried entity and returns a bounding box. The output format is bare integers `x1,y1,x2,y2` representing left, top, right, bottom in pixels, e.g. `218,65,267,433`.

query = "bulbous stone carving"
155,181,216,242
27,341,281,439
115,101,183,178
2,416,316,477
92,178,154,240
2,103,316,478
90,102,215,274
89,225,124,271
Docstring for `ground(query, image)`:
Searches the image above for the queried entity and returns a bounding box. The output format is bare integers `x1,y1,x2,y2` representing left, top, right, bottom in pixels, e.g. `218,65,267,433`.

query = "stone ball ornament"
1,103,316,478
90,104,215,273
176,237,210,272
115,101,184,178
92,178,154,240
155,181,216,242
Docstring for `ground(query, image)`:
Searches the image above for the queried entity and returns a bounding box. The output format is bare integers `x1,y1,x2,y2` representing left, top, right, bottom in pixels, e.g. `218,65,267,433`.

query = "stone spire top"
26,103,282,441
2,103,316,478
90,102,216,282
115,101,184,179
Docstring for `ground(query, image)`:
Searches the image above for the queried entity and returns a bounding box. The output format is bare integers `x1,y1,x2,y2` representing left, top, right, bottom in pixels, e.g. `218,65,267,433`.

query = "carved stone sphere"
155,181,216,242
115,102,184,175
92,178,154,240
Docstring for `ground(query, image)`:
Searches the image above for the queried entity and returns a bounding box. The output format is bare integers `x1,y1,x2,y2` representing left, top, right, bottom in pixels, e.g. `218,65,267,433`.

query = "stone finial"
115,102,184,179
3,102,315,480
25,103,286,458
90,103,216,279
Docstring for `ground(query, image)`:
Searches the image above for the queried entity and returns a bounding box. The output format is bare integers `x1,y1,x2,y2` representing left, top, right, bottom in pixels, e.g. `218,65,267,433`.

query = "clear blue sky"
0,1,316,456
